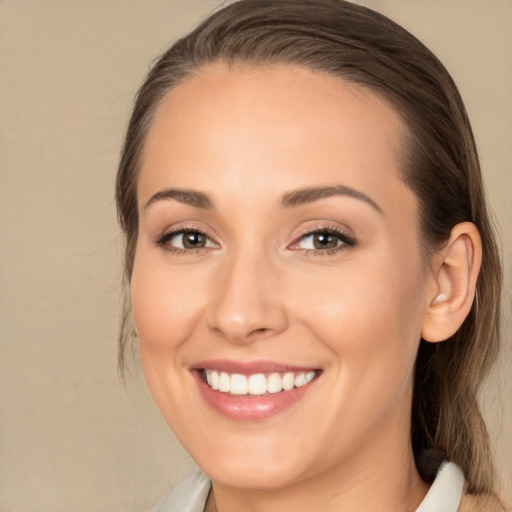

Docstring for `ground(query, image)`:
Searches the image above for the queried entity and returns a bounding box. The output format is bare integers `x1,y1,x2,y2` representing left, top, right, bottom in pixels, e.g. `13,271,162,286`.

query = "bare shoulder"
459,491,510,512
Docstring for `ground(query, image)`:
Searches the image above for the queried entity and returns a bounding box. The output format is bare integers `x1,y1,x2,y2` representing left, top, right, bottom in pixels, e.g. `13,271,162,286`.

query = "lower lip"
193,371,317,421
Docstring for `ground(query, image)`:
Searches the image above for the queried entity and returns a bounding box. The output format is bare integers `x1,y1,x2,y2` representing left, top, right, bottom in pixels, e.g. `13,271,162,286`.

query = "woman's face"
132,63,435,490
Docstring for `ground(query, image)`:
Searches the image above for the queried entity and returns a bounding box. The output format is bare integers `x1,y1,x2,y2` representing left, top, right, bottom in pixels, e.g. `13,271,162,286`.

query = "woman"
116,1,506,510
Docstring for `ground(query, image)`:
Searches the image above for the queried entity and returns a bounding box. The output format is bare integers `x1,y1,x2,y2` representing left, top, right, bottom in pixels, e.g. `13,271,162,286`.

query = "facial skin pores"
131,63,434,510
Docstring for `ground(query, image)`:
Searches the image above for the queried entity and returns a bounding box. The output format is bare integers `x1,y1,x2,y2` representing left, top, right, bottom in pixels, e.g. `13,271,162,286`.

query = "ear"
421,222,482,343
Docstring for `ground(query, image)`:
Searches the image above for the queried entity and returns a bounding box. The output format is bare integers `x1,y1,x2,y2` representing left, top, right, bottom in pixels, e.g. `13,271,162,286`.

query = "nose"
206,248,288,344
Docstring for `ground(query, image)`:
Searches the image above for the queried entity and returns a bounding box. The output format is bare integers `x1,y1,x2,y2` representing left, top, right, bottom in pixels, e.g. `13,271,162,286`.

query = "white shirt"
148,461,464,512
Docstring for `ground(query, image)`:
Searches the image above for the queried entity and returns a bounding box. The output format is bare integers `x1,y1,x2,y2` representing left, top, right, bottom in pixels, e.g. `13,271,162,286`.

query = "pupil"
183,232,205,249
314,233,337,249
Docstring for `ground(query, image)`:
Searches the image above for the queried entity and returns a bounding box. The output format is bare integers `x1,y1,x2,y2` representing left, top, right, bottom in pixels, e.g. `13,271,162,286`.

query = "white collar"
415,461,464,512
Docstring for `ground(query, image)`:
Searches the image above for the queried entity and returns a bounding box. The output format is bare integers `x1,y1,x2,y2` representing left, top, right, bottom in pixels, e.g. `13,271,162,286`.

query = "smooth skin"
131,63,481,512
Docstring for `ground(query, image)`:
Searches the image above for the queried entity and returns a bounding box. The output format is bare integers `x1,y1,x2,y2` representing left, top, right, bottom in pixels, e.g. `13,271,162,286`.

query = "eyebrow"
144,188,213,210
280,185,383,214
143,184,382,214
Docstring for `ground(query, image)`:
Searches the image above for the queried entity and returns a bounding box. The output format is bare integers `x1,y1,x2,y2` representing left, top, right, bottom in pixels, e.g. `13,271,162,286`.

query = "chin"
205,460,306,491
187,434,312,491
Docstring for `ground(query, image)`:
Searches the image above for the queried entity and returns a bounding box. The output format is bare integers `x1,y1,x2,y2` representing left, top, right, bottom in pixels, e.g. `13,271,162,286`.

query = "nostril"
250,327,270,336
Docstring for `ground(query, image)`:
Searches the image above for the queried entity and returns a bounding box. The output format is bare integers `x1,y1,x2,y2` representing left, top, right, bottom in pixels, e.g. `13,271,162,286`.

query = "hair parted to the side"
116,0,502,497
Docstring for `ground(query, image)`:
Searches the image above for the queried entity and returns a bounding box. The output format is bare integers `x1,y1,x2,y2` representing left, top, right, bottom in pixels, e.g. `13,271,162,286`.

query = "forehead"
139,62,413,216
145,62,406,153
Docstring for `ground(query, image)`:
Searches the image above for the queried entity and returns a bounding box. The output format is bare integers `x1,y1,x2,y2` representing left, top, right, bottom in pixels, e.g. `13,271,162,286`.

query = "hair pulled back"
116,0,502,496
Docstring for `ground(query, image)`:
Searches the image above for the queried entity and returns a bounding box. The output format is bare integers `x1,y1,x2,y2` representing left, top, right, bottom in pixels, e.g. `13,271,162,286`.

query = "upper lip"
190,360,319,375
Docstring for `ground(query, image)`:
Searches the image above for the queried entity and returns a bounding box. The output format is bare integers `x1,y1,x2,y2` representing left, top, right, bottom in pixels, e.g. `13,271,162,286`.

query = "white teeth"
210,370,220,390
248,374,267,395
267,373,283,393
203,369,317,395
219,372,230,392
304,371,315,384
294,372,306,387
282,372,295,391
230,374,248,395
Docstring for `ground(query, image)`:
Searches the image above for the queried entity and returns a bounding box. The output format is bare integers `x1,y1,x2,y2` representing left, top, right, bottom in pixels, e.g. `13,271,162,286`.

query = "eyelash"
155,225,356,256
155,227,217,255
291,226,356,256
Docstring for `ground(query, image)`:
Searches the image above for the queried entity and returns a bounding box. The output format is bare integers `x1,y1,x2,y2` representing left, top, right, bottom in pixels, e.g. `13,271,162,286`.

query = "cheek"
294,251,426,381
129,249,207,429
350,273,425,414
302,258,423,332
302,258,426,432
130,250,204,356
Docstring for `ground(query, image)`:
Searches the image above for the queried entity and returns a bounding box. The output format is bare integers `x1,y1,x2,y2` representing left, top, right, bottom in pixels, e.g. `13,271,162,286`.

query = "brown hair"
116,0,502,496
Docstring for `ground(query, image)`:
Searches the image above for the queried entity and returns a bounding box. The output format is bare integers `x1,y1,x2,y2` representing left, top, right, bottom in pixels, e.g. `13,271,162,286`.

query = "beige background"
0,1,510,511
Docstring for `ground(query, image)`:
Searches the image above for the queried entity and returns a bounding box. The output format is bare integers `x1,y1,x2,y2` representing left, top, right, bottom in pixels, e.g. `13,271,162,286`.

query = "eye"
157,229,217,251
300,232,341,250
290,227,356,253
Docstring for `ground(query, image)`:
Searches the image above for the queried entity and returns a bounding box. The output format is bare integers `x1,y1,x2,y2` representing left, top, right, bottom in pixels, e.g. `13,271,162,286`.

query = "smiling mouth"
200,369,318,396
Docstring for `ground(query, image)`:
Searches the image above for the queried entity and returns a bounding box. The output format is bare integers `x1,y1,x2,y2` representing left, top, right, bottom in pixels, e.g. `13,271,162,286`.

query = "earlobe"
421,222,482,343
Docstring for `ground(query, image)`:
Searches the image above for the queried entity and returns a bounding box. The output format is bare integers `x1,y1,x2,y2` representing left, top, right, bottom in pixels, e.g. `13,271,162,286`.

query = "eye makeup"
289,224,357,256
154,224,219,255
154,221,357,258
